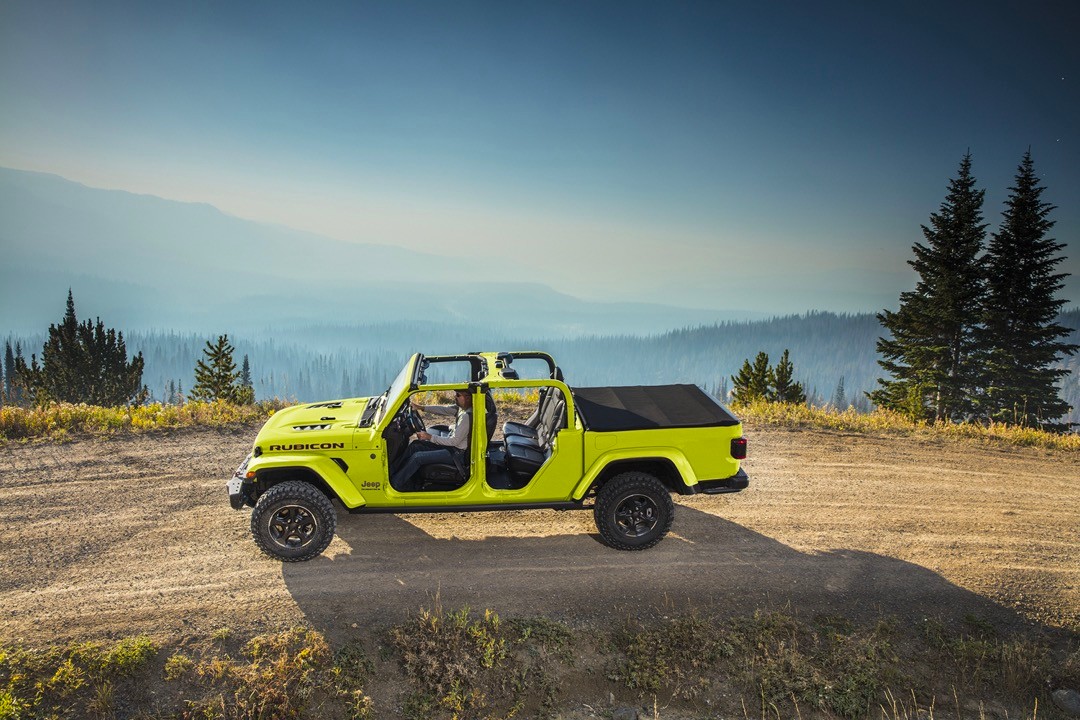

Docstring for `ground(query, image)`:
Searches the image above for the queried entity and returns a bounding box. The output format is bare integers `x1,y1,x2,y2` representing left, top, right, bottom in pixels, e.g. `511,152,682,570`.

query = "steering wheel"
403,403,426,435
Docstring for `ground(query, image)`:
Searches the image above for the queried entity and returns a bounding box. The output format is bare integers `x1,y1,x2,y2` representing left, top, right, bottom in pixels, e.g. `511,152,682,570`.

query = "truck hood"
258,396,373,435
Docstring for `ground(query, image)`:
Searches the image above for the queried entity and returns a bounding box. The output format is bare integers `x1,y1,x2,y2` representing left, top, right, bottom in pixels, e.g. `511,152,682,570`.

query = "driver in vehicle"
390,389,472,492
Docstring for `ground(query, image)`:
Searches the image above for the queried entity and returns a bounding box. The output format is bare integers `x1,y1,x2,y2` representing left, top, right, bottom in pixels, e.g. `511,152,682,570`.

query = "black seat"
505,397,565,454
505,442,549,483
503,387,552,439
505,388,562,443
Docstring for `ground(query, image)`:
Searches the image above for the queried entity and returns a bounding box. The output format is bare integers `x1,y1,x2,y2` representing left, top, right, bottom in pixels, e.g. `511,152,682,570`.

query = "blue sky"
1,0,1076,313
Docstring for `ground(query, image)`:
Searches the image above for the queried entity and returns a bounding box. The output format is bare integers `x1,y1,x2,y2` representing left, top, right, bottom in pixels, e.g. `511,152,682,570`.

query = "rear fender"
572,448,697,500
247,454,366,508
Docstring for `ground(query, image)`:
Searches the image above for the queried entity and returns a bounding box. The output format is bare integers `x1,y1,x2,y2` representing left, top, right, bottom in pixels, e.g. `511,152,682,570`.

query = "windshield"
373,355,416,425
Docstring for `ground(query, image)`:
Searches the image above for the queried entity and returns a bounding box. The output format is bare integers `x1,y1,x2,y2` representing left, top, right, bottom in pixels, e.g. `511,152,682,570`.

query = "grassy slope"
2,604,1077,720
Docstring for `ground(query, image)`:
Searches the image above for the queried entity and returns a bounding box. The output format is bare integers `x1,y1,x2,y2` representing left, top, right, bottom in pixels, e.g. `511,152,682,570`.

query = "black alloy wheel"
251,480,337,562
593,471,674,550
267,505,319,550
613,493,661,537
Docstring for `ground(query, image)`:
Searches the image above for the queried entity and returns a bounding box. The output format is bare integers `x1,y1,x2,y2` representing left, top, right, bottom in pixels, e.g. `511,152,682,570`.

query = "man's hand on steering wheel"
403,402,426,435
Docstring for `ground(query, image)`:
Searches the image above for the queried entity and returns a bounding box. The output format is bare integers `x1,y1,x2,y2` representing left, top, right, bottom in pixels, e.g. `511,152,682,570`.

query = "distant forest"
7,309,1080,424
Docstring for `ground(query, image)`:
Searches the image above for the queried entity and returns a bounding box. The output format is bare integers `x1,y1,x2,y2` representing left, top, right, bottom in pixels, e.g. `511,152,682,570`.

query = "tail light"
730,437,747,460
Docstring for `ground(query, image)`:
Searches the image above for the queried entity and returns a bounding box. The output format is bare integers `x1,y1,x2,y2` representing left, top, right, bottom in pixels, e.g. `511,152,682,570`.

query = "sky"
1,0,1077,314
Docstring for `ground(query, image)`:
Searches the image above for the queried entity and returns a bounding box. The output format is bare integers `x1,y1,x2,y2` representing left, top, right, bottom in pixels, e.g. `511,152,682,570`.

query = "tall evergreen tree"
872,153,987,422
2,341,11,403
769,348,806,404
240,355,253,389
979,151,1077,430
190,335,243,402
832,376,848,409
12,342,24,404
14,291,145,406
236,353,255,404
731,352,772,403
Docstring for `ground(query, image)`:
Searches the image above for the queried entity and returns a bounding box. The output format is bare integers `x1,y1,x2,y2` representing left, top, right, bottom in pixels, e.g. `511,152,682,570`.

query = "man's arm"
426,411,470,450
418,403,458,418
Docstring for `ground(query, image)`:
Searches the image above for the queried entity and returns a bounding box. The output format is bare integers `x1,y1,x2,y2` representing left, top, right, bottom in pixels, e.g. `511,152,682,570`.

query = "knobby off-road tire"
593,472,674,551
251,480,337,562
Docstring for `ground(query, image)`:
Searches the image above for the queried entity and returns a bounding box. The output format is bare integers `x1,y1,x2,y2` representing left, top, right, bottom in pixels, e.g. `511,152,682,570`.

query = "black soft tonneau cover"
572,384,740,431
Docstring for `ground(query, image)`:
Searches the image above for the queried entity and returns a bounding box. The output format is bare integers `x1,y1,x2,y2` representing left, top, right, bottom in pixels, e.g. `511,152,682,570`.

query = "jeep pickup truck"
227,351,748,561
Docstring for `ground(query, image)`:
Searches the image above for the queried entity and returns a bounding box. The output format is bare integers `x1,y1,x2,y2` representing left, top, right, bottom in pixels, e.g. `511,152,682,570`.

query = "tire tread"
593,471,674,551
251,480,337,562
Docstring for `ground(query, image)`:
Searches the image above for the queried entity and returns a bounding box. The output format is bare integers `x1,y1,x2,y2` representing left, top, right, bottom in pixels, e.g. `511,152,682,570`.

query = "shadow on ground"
282,503,1051,644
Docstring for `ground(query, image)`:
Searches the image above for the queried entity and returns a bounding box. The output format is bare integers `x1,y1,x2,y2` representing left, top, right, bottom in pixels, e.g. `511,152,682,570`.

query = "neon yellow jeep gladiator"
227,351,748,561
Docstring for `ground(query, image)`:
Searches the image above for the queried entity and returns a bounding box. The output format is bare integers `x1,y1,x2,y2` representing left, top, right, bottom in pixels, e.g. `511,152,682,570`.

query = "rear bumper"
692,468,749,495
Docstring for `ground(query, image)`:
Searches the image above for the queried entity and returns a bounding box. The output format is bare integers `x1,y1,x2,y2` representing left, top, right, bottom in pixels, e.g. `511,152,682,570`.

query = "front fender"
571,448,698,500
248,453,366,508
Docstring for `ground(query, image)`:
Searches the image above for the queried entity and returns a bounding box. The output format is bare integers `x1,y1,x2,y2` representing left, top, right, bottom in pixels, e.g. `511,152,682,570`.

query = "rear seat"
500,391,566,484
505,389,562,443
503,387,555,440
505,442,547,482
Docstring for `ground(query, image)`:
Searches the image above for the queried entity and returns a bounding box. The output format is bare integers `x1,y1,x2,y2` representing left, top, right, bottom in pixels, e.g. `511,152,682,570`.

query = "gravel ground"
0,421,1077,647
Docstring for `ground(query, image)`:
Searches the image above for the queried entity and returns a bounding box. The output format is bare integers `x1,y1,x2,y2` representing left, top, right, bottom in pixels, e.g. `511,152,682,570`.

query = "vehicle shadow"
281,503,1055,645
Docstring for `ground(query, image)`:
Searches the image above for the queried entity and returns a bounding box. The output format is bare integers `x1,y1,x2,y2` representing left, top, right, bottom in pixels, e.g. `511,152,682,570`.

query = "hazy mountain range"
6,310,1078,424
0,166,763,335
3,166,1077,424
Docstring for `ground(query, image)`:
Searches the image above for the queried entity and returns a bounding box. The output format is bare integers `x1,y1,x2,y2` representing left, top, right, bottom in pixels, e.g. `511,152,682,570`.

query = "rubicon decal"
268,443,346,451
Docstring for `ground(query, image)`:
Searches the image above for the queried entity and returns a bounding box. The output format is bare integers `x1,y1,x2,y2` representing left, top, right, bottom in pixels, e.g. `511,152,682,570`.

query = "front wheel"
593,472,674,550
251,481,337,562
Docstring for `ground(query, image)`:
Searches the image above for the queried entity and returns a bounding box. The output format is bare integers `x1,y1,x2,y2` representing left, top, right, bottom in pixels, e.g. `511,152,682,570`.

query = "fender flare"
571,448,698,500
247,453,366,508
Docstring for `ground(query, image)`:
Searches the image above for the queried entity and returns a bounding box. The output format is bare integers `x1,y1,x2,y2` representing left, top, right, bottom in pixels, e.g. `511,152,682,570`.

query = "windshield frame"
373,353,420,426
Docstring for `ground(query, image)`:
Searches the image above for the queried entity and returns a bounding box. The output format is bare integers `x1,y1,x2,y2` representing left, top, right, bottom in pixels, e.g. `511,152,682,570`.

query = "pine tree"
832,376,848,409
236,354,255,405
1,341,10,404
240,355,252,389
14,291,145,406
872,153,987,422
979,150,1078,430
12,342,24,404
190,335,243,403
769,349,806,404
731,352,772,403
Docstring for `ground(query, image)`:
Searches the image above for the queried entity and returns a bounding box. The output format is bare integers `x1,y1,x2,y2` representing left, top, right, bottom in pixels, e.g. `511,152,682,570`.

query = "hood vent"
293,424,332,431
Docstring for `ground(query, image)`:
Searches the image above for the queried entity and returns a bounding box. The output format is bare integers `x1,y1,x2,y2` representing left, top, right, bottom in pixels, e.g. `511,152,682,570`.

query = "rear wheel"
251,481,337,562
593,472,674,550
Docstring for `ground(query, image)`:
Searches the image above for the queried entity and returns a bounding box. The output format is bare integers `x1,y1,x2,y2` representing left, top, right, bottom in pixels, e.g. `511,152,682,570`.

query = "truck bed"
571,384,740,431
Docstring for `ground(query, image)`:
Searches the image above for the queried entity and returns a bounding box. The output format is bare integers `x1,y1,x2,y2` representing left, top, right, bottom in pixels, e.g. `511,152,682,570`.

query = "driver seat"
417,392,497,490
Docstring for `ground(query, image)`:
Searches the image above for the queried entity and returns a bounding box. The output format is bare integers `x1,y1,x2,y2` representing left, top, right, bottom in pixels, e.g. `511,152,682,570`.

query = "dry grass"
734,400,1080,451
3,390,1075,451
0,608,1075,719
0,399,287,442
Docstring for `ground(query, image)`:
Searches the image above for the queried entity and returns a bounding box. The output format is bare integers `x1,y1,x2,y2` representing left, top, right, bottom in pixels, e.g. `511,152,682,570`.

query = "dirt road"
1,424,1076,646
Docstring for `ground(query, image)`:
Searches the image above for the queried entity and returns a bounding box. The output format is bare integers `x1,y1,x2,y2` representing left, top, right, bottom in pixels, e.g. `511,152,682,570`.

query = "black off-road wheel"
593,472,674,550
251,481,337,562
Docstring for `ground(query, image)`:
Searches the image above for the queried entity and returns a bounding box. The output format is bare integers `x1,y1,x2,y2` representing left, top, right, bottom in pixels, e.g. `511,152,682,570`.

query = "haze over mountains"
0,167,762,335
3,166,1078,424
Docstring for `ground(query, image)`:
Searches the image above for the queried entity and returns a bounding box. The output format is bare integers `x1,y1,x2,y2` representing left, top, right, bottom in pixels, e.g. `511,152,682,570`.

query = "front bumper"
692,468,749,495
226,454,254,509
227,476,246,509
